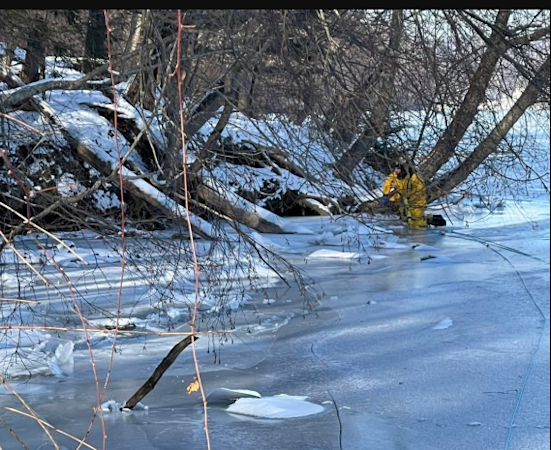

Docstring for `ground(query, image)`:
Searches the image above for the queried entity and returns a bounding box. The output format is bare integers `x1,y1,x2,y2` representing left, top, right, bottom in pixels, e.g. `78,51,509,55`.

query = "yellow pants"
400,199,428,228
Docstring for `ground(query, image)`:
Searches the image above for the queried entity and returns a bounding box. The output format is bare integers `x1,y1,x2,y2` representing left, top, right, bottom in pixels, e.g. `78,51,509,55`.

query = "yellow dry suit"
399,173,428,228
382,172,404,203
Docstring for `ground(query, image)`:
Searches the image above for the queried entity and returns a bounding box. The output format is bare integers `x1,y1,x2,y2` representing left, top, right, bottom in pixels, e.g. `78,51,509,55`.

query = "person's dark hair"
396,165,407,179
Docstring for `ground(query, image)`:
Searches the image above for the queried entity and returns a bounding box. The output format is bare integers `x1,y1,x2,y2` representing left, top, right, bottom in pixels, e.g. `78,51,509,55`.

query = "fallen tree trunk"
300,193,341,216
61,132,216,239
106,95,317,233
119,168,216,239
7,77,218,239
265,148,308,179
197,184,284,234
260,146,340,215
298,197,332,216
198,182,288,234
198,177,314,234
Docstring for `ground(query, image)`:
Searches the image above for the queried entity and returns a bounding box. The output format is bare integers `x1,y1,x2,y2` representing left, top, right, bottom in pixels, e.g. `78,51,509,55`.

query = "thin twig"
0,414,31,450
0,325,233,336
0,201,88,265
0,407,99,450
102,7,128,418
0,297,40,305
0,111,45,136
177,10,212,450
0,376,60,450
0,229,50,286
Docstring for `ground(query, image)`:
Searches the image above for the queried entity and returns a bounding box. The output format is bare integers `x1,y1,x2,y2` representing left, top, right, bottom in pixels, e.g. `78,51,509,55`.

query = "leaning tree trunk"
123,336,197,410
119,10,144,76
125,10,144,57
418,10,512,180
189,100,233,173
83,10,108,73
162,79,184,182
335,9,404,182
185,61,248,147
22,22,46,84
427,55,550,202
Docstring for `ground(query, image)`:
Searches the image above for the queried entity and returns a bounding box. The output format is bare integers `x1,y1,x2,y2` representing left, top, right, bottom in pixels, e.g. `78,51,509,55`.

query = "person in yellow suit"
381,165,405,209
400,166,428,228
382,164,445,228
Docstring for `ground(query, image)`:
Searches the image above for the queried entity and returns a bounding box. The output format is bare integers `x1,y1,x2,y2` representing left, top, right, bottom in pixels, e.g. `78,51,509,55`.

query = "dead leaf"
187,380,200,394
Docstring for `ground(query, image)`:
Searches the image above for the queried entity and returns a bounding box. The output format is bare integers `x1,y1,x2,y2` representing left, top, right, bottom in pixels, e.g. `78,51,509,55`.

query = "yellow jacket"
403,173,427,208
382,173,404,202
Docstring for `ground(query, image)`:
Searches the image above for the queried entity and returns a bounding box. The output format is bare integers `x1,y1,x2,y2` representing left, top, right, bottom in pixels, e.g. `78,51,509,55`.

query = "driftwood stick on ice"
123,335,197,410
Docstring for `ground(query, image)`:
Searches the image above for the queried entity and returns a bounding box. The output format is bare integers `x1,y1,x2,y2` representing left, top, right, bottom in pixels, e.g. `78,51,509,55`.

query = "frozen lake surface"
1,197,549,450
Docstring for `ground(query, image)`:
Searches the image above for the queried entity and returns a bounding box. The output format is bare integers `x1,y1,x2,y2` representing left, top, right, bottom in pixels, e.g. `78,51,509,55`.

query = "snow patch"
419,255,457,263
226,394,324,419
102,400,149,412
307,249,362,260
207,388,262,405
411,243,440,252
432,318,454,330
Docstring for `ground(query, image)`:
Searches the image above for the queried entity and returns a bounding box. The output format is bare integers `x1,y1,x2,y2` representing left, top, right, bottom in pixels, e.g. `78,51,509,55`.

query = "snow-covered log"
109,97,319,232
199,177,314,234
3,77,218,239
46,116,216,239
